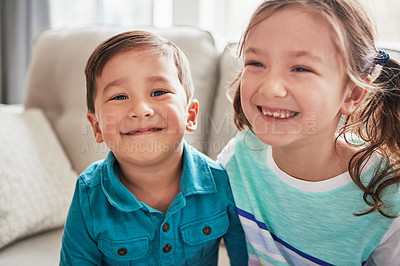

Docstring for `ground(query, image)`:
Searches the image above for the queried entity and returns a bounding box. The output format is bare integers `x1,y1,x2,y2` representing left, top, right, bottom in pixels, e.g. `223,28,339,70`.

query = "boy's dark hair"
85,31,194,113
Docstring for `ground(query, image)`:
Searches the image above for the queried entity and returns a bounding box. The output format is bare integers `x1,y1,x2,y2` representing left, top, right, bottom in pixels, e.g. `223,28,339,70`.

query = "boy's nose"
129,101,154,118
259,76,288,98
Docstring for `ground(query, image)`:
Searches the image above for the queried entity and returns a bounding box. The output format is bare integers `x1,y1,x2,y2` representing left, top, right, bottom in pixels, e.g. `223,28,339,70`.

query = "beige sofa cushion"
0,108,77,249
207,43,241,159
24,26,220,173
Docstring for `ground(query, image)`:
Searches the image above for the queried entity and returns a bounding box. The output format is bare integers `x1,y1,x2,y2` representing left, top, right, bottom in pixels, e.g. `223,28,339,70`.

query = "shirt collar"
180,141,217,196
101,141,217,213
101,152,143,212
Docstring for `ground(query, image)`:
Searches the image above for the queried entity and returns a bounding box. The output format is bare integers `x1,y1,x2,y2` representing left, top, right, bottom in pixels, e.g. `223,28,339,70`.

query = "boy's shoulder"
78,157,108,190
185,142,224,172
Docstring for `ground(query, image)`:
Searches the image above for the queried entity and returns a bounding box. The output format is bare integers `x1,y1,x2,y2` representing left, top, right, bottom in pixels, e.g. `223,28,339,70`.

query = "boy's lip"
121,127,165,135
257,106,299,119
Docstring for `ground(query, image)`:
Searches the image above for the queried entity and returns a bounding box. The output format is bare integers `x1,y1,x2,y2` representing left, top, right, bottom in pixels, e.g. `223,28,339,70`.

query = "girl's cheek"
241,79,255,99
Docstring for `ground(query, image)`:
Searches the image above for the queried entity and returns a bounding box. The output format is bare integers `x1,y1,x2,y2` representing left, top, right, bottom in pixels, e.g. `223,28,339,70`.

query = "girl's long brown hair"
233,0,400,218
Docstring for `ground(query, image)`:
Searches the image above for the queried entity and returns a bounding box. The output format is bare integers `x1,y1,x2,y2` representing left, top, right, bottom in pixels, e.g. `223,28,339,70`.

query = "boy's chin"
111,140,184,163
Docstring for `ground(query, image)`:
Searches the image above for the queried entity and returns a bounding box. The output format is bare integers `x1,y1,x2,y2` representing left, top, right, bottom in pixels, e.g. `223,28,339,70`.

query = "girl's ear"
87,112,104,143
340,76,370,115
186,99,199,132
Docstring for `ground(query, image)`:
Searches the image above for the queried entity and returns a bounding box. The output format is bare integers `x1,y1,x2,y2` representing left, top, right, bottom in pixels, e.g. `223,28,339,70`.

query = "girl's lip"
257,106,299,119
121,127,164,135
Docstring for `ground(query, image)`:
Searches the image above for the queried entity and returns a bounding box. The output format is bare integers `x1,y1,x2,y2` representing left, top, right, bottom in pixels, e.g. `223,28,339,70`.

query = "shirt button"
162,223,170,232
117,248,127,256
162,244,172,253
202,226,212,235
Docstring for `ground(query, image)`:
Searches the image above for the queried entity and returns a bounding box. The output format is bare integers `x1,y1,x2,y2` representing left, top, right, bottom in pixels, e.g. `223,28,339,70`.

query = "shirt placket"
159,192,186,265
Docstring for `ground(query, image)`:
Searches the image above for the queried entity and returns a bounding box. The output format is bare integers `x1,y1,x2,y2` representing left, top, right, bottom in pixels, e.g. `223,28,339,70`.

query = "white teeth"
262,110,273,116
261,109,293,118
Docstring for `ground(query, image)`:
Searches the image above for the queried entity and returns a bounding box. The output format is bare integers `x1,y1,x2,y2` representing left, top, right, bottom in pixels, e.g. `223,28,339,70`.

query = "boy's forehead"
94,47,182,91
100,47,175,76
120,46,171,61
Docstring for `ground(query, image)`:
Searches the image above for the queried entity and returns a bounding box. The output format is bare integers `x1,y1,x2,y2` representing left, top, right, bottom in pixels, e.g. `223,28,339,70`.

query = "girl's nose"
259,75,288,98
129,100,154,118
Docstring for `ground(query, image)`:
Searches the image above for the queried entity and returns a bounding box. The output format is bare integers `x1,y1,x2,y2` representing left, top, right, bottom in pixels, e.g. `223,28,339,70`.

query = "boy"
60,31,247,265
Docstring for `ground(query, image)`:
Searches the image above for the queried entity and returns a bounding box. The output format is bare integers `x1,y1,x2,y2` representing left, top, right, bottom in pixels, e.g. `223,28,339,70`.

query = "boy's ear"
186,99,199,132
340,77,369,115
87,112,104,143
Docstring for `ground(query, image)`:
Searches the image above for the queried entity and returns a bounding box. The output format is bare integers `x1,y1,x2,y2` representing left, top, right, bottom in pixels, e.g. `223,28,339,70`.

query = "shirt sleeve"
365,216,400,265
222,177,249,265
60,180,101,265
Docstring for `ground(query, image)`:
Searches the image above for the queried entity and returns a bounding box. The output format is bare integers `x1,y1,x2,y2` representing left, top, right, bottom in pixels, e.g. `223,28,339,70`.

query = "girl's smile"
257,106,299,121
241,6,349,148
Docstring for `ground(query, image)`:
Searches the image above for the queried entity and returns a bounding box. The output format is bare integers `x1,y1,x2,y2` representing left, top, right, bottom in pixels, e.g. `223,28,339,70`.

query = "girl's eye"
151,90,167,97
293,67,311,73
110,94,128,100
247,61,265,68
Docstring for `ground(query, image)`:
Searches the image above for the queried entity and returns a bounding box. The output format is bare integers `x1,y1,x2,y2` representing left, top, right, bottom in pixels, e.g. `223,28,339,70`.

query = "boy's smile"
87,48,198,167
121,126,165,136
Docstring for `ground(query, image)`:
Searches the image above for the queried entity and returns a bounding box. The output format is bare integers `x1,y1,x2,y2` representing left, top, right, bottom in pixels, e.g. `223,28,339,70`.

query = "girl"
218,0,400,265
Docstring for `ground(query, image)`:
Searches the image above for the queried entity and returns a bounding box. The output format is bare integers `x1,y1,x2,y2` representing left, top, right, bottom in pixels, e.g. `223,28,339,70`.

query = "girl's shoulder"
217,130,267,168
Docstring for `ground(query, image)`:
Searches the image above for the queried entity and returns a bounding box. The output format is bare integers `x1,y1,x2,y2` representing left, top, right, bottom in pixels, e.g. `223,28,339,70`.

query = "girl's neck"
271,138,354,182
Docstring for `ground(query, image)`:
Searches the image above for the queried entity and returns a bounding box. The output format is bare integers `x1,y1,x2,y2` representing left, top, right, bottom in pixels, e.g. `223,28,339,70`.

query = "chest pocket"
180,210,229,264
98,236,149,266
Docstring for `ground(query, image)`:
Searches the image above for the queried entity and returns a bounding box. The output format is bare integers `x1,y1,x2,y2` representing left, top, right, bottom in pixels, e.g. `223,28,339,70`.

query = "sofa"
0,25,241,265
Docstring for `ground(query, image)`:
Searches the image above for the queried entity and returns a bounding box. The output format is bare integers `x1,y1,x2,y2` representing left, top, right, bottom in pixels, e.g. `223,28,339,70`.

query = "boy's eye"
110,94,128,100
293,67,311,73
151,90,167,97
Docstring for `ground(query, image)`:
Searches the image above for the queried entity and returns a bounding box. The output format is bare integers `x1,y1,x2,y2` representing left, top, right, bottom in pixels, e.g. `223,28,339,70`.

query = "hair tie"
374,50,390,66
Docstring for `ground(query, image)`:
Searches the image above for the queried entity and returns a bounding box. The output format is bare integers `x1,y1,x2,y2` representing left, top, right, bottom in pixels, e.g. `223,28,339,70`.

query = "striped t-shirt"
218,130,400,265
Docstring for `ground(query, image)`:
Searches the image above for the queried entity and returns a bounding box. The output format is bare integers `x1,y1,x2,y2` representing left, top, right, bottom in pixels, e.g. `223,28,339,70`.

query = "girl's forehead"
251,5,330,35
245,5,339,54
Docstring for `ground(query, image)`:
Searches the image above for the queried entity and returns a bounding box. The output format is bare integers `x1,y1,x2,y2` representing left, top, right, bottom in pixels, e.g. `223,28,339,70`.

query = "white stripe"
240,216,275,240
250,241,288,262
249,254,276,266
241,216,322,265
240,216,288,262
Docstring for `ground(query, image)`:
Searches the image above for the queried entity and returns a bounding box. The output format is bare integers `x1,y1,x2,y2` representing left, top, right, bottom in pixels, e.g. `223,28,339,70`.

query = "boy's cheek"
100,113,119,134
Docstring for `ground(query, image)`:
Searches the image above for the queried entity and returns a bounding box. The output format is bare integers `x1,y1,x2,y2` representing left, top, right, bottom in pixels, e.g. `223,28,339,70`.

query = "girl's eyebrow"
289,51,323,63
244,47,259,55
244,47,323,63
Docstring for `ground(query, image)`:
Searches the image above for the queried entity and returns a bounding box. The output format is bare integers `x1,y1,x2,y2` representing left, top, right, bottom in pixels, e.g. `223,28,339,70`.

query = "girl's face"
241,6,353,148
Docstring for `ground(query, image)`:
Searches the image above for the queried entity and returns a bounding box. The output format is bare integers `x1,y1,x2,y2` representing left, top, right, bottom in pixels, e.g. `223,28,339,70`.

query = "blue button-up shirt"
60,143,248,265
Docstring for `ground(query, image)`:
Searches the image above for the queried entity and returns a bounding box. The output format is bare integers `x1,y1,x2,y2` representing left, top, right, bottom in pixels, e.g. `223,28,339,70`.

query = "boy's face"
87,49,198,166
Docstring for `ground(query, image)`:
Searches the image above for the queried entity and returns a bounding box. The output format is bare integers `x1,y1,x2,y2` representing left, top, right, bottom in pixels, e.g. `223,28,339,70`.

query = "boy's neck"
117,143,184,213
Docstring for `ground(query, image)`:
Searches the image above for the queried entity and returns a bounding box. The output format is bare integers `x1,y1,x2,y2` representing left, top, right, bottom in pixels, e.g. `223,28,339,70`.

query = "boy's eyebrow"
102,76,173,92
146,76,172,83
102,78,125,93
